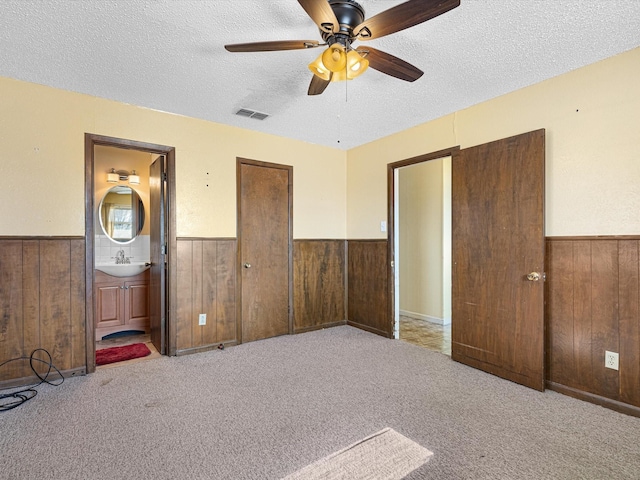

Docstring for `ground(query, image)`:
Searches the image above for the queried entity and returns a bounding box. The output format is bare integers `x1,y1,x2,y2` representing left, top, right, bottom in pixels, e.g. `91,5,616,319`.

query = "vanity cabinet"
95,270,150,341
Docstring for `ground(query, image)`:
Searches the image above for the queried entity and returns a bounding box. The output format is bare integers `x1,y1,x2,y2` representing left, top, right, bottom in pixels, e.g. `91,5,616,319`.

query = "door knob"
526,272,541,282
244,263,251,269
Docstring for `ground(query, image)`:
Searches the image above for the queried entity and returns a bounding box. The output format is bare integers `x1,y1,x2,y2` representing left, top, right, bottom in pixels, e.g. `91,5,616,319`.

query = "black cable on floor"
0,348,64,412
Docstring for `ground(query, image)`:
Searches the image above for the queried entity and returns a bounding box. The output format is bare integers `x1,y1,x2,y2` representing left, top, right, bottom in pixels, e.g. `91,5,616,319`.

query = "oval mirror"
98,186,145,244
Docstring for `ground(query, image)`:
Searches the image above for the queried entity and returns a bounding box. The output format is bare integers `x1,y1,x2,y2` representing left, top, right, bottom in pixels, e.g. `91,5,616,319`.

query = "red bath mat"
96,343,151,366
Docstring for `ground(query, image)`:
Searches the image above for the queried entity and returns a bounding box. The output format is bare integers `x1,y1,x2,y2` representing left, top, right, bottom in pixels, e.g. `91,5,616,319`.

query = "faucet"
116,250,125,264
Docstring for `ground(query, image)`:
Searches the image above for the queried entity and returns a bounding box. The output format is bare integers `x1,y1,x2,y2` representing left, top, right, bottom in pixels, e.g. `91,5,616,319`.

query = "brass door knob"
526,272,541,282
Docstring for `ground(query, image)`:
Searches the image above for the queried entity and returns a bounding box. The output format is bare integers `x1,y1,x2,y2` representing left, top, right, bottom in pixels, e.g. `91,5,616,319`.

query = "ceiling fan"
224,0,460,95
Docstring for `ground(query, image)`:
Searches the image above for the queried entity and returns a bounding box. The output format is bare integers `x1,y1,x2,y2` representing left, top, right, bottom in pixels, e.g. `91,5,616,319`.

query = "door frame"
387,147,461,337
84,133,177,373
236,157,293,344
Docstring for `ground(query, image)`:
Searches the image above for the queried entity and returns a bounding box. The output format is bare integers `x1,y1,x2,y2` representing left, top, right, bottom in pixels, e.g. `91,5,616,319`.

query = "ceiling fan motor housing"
323,0,365,47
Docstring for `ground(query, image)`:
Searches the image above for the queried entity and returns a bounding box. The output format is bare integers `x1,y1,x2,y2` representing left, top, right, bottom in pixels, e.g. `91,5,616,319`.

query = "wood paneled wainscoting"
176,238,349,352
347,240,390,337
293,240,347,333
0,237,86,387
176,238,237,354
546,237,640,416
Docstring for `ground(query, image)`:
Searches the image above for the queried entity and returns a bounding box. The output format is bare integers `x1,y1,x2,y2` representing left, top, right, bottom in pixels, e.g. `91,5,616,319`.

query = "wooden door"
149,156,166,354
452,129,545,391
238,159,292,343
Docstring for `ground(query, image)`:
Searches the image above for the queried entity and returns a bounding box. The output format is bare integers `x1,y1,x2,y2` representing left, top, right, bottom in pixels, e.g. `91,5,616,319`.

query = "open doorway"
94,146,156,364
84,134,176,373
394,156,451,354
388,148,458,355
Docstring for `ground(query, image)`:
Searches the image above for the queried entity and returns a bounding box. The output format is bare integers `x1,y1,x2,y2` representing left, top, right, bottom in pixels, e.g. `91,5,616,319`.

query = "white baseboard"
400,310,451,326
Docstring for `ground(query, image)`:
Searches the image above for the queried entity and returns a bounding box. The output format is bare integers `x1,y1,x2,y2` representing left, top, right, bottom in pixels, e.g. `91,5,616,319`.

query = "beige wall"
399,161,443,320
0,77,347,239
398,158,452,323
347,46,640,238
2,46,639,241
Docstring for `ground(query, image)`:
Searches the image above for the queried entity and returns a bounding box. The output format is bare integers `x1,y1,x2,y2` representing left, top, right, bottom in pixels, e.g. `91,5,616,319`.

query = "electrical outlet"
605,351,619,370
198,313,206,326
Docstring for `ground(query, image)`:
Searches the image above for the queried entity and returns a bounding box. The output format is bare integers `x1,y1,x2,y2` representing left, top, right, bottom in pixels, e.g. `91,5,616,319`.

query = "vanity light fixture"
128,170,140,185
106,168,140,185
106,168,119,183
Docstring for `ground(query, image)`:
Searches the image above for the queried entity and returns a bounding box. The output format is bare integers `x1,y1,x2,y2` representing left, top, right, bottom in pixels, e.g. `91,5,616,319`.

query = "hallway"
400,315,451,355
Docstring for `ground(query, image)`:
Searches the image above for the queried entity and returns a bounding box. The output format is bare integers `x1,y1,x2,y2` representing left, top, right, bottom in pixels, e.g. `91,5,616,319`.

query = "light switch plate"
198,313,206,326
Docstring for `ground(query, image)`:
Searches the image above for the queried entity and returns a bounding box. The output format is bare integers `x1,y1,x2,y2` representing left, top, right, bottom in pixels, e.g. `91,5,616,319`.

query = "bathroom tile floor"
399,315,451,356
96,333,160,368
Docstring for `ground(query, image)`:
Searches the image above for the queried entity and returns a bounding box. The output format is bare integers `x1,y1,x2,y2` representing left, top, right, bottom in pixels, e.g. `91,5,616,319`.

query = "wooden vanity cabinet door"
95,282,124,328
95,271,150,341
125,280,150,329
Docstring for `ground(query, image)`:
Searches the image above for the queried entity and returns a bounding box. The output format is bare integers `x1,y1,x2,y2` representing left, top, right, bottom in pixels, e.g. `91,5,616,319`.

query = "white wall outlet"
380,221,387,232
198,313,206,326
605,350,619,370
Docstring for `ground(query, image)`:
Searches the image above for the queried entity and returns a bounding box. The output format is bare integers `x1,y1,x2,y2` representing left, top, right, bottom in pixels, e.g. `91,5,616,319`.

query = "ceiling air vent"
236,108,269,120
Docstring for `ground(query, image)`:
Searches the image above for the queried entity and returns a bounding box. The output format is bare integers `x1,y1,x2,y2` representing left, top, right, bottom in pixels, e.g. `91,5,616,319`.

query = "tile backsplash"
95,234,150,264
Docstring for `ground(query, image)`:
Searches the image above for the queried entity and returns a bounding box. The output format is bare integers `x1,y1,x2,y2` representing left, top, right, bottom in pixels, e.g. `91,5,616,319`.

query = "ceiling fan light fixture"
308,53,331,81
331,67,347,82
321,44,347,72
346,49,368,78
330,50,369,82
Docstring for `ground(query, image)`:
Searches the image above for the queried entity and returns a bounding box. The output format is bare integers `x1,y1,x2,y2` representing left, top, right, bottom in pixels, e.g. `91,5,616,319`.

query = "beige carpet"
282,428,433,480
3,326,640,479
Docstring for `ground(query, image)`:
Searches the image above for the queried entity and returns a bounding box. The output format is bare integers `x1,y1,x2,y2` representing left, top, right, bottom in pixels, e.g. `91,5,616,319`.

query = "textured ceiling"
1,1,639,150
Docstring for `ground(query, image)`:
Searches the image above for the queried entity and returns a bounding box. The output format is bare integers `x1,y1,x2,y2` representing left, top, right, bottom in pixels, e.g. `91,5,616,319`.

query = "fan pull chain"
344,63,349,103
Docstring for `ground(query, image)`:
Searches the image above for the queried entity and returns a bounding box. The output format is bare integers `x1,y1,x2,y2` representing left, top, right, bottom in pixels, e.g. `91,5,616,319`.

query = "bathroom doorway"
392,154,453,355
84,134,176,373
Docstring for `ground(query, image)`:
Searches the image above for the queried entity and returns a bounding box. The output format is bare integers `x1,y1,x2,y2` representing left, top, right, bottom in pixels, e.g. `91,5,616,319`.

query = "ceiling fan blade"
357,47,423,82
225,40,320,52
354,0,460,41
298,0,340,34
308,74,331,95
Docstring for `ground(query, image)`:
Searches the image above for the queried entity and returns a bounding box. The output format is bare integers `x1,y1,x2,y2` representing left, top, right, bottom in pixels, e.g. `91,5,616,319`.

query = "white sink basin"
96,262,150,277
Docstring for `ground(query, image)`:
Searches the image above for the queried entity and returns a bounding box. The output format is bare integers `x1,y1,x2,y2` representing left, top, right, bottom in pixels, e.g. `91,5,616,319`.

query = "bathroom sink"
96,262,150,277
